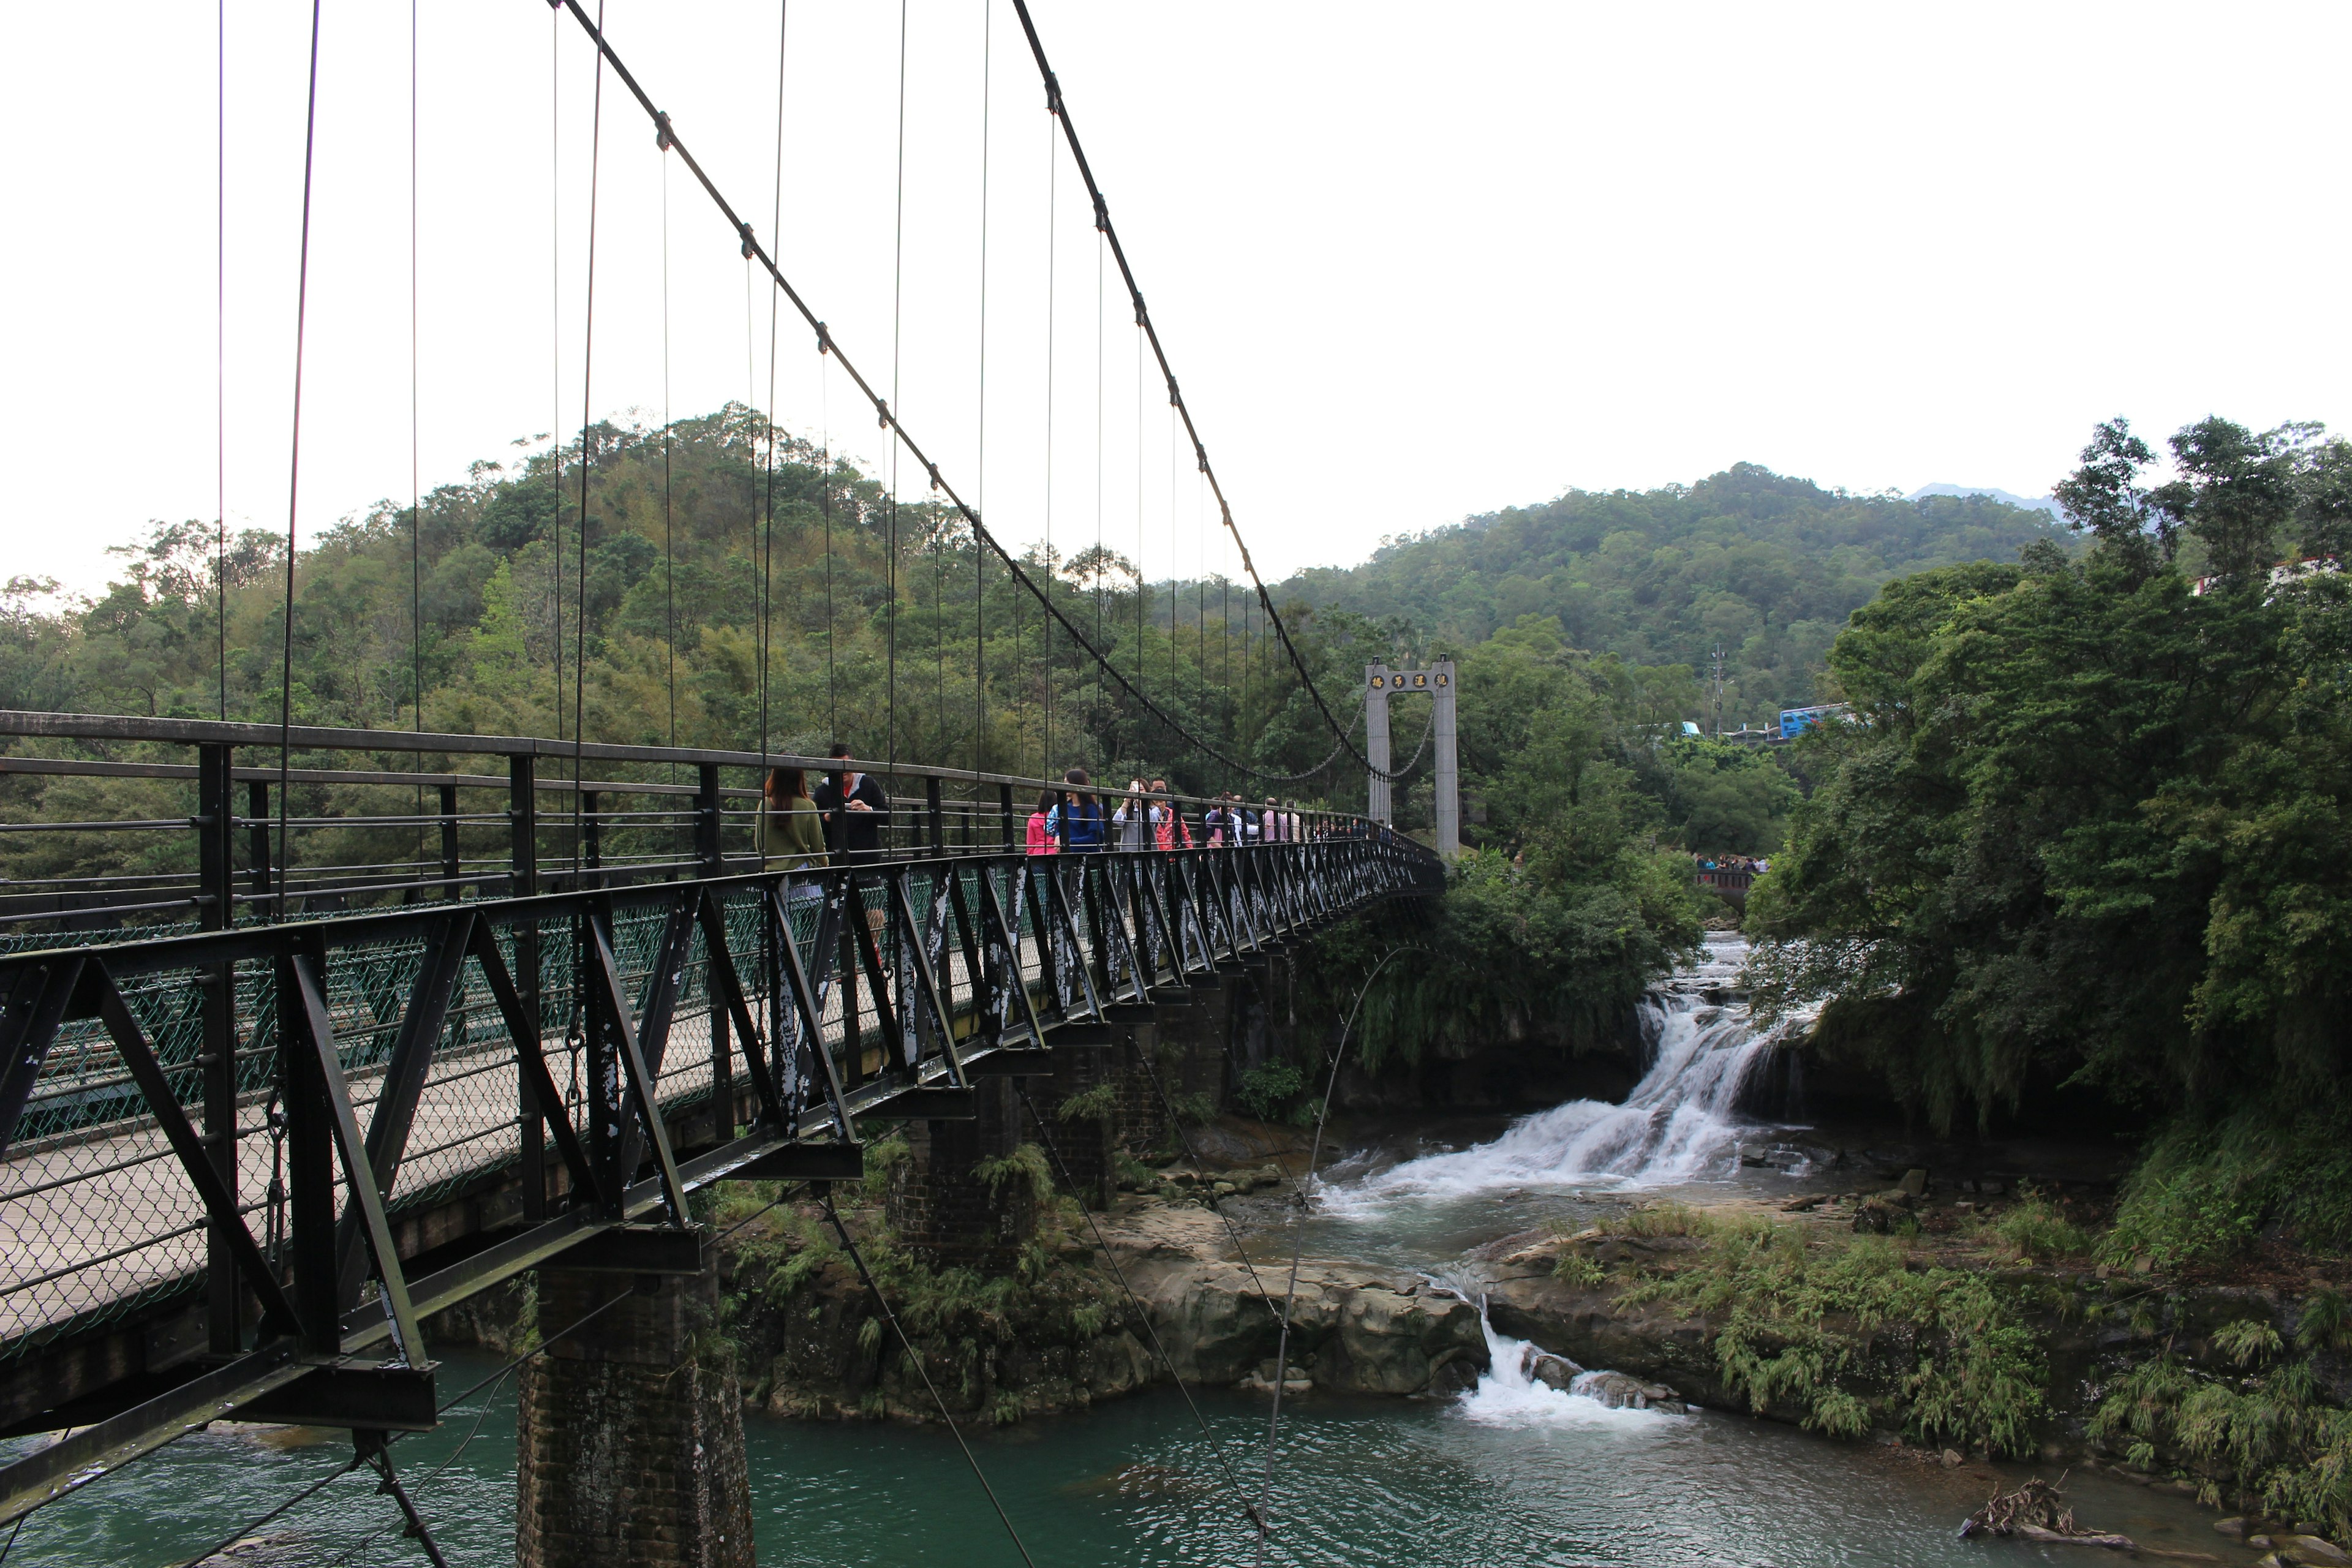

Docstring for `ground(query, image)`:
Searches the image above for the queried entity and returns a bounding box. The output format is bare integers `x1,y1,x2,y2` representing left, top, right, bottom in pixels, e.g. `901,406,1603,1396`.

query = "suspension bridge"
0,3,1449,1563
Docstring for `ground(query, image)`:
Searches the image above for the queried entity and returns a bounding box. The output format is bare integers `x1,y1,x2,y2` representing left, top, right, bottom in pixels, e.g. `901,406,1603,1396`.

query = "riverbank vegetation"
1531,1191,2352,1538
1749,415,2352,1276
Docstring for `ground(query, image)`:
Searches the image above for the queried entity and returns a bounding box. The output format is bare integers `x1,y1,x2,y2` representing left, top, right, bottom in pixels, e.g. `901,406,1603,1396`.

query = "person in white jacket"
1112,780,1155,850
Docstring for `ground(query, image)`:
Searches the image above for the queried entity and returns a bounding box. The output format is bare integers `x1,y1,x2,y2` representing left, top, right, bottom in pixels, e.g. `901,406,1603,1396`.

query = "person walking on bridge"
1150,778,1191,849
1057,767,1106,853
760,766,828,905
1026,791,1059,855
1113,778,1154,851
813,742,891,864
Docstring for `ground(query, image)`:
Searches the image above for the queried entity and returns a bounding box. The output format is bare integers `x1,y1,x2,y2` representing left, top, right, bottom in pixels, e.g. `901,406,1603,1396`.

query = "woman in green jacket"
762,767,829,900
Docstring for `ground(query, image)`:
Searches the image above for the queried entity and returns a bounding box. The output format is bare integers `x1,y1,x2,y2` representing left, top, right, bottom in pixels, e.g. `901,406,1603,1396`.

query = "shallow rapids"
1325,930,1795,1216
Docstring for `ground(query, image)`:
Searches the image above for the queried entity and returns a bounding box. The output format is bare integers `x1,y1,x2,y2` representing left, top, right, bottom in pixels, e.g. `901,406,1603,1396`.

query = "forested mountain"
1280,463,2071,720
0,405,1359,801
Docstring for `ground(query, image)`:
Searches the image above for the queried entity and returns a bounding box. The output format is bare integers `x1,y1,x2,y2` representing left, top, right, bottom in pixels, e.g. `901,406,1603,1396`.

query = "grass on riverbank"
1582,1203,2051,1455
1559,1194,2352,1535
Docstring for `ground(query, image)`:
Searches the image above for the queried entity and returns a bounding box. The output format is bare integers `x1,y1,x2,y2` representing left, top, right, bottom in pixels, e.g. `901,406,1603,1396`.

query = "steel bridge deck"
0,713,1442,1523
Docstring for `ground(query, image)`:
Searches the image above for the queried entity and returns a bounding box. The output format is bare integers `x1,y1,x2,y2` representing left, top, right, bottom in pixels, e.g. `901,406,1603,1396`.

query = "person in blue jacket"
1056,767,1105,853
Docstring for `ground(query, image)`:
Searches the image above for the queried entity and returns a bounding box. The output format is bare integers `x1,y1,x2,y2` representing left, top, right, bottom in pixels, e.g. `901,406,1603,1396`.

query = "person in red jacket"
1025,792,1059,855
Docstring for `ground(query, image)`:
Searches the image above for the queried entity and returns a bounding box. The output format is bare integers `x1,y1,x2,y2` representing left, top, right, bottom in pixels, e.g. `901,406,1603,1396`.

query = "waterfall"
1454,1297,1673,1428
1331,932,1797,1205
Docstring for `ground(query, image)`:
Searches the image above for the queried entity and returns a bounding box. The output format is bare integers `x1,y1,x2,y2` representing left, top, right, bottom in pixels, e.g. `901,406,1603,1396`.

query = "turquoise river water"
0,934,2258,1564
0,1361,2250,1567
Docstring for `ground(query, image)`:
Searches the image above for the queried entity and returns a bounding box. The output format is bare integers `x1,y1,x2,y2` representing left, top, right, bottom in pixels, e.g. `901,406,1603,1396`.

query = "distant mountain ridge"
1907,482,2065,518
1283,461,2070,720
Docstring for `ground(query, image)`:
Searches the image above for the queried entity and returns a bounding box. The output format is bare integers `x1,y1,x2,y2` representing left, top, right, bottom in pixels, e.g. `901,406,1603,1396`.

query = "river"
0,932,2249,1566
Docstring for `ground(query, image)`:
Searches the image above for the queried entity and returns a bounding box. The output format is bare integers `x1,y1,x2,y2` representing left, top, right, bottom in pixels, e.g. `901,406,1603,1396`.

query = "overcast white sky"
7,2,2348,601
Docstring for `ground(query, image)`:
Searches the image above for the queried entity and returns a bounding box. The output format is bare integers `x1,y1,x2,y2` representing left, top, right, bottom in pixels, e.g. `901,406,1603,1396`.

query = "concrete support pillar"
1044,1042,1118,1209
886,1079,1038,1272
516,1259,755,1568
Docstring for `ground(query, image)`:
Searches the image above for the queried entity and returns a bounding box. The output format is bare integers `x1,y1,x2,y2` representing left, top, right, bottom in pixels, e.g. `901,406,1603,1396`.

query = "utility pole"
1709,644,1725,740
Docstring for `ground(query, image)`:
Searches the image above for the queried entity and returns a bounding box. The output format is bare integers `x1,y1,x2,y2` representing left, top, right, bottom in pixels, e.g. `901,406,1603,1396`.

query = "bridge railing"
0,710,1388,935
0,712,1441,1499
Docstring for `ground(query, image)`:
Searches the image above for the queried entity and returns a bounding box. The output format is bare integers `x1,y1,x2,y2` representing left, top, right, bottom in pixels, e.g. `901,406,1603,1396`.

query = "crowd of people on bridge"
1694,851,1769,878
762,751,1343,871
1023,769,1313,855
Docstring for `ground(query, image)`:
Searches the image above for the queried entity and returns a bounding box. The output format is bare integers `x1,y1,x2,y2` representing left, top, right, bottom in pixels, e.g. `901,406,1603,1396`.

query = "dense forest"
1279,464,2070,722
0,418,2093,1080
1751,415,2352,1265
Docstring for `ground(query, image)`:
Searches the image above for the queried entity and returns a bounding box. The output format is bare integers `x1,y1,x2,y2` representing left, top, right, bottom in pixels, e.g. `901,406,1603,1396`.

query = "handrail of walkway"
0,711,1442,1523
0,709,1420,934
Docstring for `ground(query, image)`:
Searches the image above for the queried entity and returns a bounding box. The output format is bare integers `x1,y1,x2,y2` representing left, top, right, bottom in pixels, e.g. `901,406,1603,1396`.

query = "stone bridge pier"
888,1078,1041,1270
516,1249,756,1568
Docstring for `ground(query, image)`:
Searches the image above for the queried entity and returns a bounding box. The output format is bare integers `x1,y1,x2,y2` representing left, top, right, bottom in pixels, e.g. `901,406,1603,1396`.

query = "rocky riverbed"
705,1153,2351,1564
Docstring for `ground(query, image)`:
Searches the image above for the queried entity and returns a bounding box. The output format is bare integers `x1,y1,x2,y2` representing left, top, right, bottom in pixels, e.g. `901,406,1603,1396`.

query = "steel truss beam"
0,836,1438,1525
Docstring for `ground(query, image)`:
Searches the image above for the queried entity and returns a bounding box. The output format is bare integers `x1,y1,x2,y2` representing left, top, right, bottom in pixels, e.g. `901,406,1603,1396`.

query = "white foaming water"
1330,932,1795,1209
1454,1298,1675,1430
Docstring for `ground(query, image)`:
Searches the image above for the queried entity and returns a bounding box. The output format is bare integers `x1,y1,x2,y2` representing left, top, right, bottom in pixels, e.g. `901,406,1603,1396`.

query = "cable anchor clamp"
815,322,832,355
1044,71,1063,115
927,462,942,492
1092,193,1109,232
739,221,757,260
654,111,674,153
876,398,891,430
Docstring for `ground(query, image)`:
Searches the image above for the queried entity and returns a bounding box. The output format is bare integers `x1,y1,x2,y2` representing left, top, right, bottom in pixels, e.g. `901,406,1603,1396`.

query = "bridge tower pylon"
1365,662,1460,856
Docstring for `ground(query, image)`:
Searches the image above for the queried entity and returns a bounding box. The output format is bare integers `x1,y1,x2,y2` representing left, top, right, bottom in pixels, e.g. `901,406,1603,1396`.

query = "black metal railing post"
582,788,603,888
246,779,271,921
196,743,241,1354
277,940,340,1353
437,783,459,900
510,753,544,1219
695,764,723,876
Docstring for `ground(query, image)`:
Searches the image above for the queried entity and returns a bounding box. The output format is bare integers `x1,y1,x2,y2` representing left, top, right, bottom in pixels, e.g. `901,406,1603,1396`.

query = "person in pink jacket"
1025,792,1059,854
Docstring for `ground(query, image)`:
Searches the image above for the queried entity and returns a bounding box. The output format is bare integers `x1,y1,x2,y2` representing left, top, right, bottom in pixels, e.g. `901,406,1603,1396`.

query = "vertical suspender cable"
571,0,608,878
276,0,325,922
410,0,424,869
548,1,1317,783
215,0,227,724
1169,402,1180,717
662,125,675,753
761,0,788,787
1093,231,1104,729
1134,315,1144,733
889,0,908,776
973,0,990,772
1040,108,1054,778
821,336,835,738
550,9,564,755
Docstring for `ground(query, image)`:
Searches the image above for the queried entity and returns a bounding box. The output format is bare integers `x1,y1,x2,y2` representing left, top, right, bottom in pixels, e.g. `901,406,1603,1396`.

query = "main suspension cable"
1006,0,1388,780
545,0,1361,786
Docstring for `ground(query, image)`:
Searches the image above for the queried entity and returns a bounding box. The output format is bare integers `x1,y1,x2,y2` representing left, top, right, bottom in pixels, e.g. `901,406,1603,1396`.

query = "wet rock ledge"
718,1194,1487,1423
